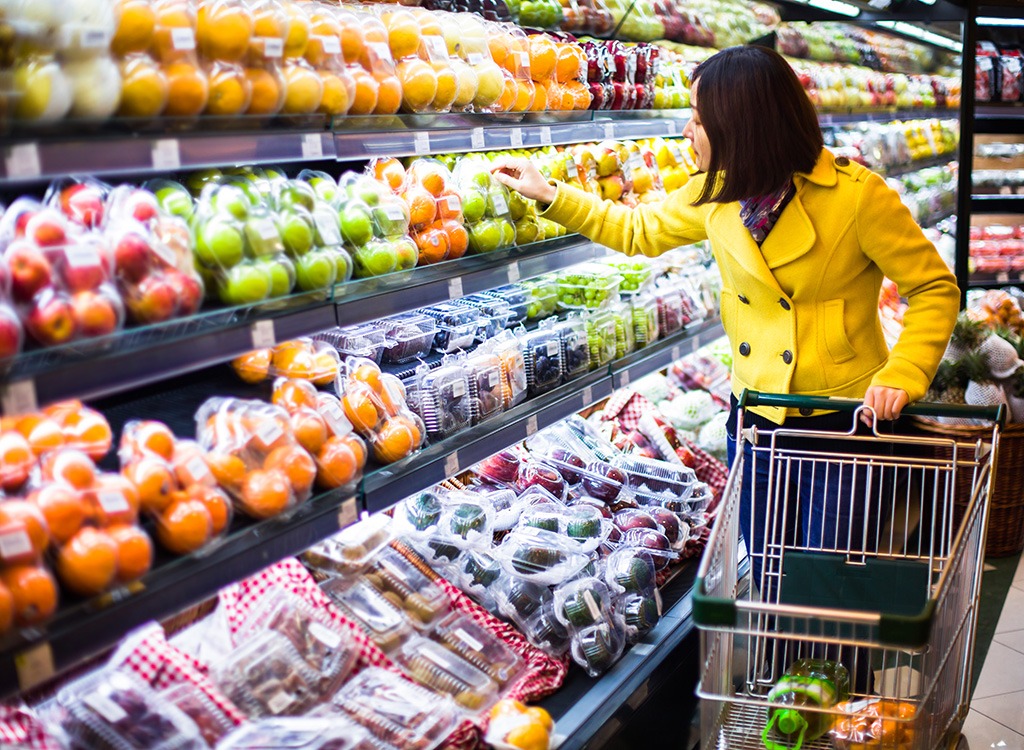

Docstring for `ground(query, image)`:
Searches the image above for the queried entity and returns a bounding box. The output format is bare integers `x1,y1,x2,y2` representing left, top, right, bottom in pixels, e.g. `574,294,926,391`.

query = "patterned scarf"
738,181,796,245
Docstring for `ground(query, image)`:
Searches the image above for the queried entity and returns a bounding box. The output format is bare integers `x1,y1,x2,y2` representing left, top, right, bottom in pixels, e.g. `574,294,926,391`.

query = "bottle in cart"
762,658,850,750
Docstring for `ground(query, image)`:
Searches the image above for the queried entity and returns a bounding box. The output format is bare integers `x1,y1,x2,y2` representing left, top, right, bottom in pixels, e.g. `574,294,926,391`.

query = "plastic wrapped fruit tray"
610,455,697,503
314,325,390,364
556,263,623,311
373,314,438,364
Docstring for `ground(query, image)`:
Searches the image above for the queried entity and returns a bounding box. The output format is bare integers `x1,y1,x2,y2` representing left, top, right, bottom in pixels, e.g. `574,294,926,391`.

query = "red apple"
62,239,109,292
112,231,152,283
126,275,177,323
165,271,202,316
5,241,53,302
59,184,105,228
13,209,36,238
70,289,120,337
26,292,77,346
124,190,160,223
0,306,24,360
25,209,68,247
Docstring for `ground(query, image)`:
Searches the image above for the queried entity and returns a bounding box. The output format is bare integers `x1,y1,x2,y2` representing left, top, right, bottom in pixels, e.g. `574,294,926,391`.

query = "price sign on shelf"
507,262,521,284
526,415,538,436
671,345,681,362
337,497,358,529
510,128,523,149
620,369,631,387
413,131,430,155
302,133,323,159
471,127,485,150
583,385,594,406
152,139,181,170
539,126,553,146
448,276,463,300
15,642,55,692
444,451,460,477
603,123,615,140
251,319,276,348
1,380,38,417
5,143,42,180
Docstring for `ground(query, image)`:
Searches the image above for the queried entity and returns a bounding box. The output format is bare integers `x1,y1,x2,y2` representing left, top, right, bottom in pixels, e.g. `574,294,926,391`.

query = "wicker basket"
910,417,1024,557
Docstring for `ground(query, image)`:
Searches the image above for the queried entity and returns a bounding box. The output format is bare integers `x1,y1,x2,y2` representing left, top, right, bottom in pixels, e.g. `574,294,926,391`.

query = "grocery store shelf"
968,274,1024,289
971,194,1024,213
817,109,960,127
877,155,958,178
975,104,1024,135
612,318,725,390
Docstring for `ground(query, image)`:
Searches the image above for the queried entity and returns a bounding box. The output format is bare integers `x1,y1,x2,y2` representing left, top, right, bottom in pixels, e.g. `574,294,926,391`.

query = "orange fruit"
89,473,142,527
251,0,287,42
272,378,319,413
188,485,231,535
123,456,175,515
246,414,291,454
171,442,215,488
43,400,83,424
271,344,317,380
197,1,253,63
513,79,535,112
419,168,447,198
487,32,512,69
316,436,358,489
283,2,311,58
108,524,153,583
0,500,49,563
0,581,12,634
441,219,469,260
56,527,118,597
378,373,407,415
436,191,462,220
505,723,549,750
396,58,437,113
157,497,213,554
16,414,64,456
373,158,405,192
207,452,247,490
372,416,419,463
165,61,210,117
384,10,421,60
311,351,339,386
244,67,285,115
496,74,516,112
318,69,353,116
432,64,457,111
340,433,367,468
30,484,87,546
403,186,437,227
530,80,548,111
205,63,252,115
564,79,591,110
61,409,113,461
264,445,316,496
414,227,449,265
525,706,554,732
240,468,291,518
0,564,58,626
555,44,585,83
373,74,402,115
290,409,329,455
350,362,384,393
281,60,323,114
112,0,157,56
349,67,379,114
152,3,197,63
306,8,342,67
528,37,557,82
132,420,177,461
232,349,271,384
338,13,365,64
43,448,97,490
0,432,34,492
119,54,171,118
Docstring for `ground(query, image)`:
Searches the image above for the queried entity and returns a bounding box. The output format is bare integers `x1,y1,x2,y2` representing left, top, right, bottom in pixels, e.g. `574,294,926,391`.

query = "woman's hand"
491,157,557,205
862,386,909,425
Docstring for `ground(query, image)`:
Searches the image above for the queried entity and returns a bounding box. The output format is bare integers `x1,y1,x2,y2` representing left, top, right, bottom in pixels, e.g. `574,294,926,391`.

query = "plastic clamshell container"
331,667,462,750
604,547,658,596
439,494,497,549
571,621,626,678
392,491,445,538
573,460,630,505
519,329,563,396
314,325,389,364
303,514,394,577
494,575,552,622
233,588,358,699
584,310,618,368
213,631,322,718
630,293,660,347
472,448,524,486
556,263,623,311
455,549,505,594
476,487,525,531
431,612,525,687
319,578,414,653
494,526,592,585
423,303,481,353
217,717,376,750
374,314,438,364
465,350,506,424
519,503,611,554
364,546,451,629
410,364,473,439
617,592,662,642
507,599,571,657
520,277,558,321
516,460,568,502
604,259,653,296
610,455,697,502
394,636,500,714
618,528,678,570
659,481,713,516
553,577,614,630
654,287,684,335
55,669,204,750
159,683,235,748
457,293,513,340
485,284,530,324
548,317,590,381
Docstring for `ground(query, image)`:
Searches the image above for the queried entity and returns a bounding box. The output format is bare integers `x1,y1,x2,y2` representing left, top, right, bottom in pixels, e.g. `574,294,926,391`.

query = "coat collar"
795,148,837,188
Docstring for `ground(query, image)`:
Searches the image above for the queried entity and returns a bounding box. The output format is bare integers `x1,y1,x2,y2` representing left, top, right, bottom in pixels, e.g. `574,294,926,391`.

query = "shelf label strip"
338,497,358,530
5,143,41,180
14,643,54,692
251,319,277,349
152,139,181,170
302,133,324,159
471,128,485,150
444,450,460,477
1,380,38,417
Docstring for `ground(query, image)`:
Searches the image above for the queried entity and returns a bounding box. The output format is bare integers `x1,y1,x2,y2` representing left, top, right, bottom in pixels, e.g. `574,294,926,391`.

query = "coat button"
835,156,850,167
782,350,793,364
739,342,751,356
779,298,791,311
738,294,750,305
800,407,813,416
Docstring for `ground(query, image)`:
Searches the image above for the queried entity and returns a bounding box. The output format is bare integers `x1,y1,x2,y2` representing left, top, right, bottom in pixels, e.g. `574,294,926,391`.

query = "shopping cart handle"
737,390,1007,428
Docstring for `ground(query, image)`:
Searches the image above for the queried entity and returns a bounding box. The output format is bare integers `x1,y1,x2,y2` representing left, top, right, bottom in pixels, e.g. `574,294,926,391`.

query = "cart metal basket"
694,391,1005,750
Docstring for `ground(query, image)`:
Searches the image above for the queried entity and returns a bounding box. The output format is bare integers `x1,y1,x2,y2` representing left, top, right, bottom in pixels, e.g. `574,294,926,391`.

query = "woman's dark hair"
690,45,823,205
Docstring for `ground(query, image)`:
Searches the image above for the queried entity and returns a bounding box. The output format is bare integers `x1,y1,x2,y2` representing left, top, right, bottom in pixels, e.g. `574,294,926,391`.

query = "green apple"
305,172,339,203
339,202,374,246
470,170,492,189
294,248,338,291
461,189,486,223
508,191,528,221
277,208,315,256
371,198,409,238
276,180,317,212
154,182,194,220
514,217,539,245
353,240,398,278
468,219,502,254
537,217,562,238
392,237,418,271
186,169,223,196
498,219,516,248
218,263,272,306
334,247,354,283
195,217,244,269
258,256,295,297
244,213,284,258
209,185,250,220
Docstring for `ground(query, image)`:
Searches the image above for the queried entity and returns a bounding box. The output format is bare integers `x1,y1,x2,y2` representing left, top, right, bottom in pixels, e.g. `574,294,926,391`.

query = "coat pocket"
823,299,856,364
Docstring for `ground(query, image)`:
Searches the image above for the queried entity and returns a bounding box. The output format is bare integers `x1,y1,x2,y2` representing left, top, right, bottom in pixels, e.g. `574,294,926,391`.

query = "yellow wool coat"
540,148,960,424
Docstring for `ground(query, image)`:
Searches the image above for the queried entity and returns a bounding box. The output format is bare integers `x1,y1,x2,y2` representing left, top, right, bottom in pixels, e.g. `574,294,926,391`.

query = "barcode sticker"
97,491,129,514
309,622,343,649
454,627,485,653
487,370,501,388
251,319,276,348
152,139,181,170
15,643,54,692
262,37,284,58
467,52,484,65
507,262,520,283
491,193,508,215
384,204,406,221
604,123,615,140
5,143,41,179
315,213,341,245
448,277,463,300
256,419,284,447
510,129,523,149
171,27,196,51
338,497,358,529
266,693,294,715
444,451,460,477
302,133,324,159
546,340,559,356
451,379,466,398
540,126,553,146
414,132,430,155
518,51,530,68
65,244,100,268
471,127,485,150
446,195,461,211
318,35,341,55
1,380,38,417
0,530,33,561
526,415,538,436
84,693,128,724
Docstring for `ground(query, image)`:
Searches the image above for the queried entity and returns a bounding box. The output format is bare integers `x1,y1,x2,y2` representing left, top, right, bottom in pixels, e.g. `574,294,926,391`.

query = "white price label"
261,37,284,58
80,26,111,49
251,319,276,348
471,127,485,150
84,693,128,724
367,42,393,65
632,642,654,657
338,497,358,529
316,34,341,55
309,621,343,649
185,456,212,484
467,52,485,66
97,491,129,514
453,627,485,653
444,450,460,477
447,277,463,300
510,129,523,149
603,123,615,140
0,530,33,561
621,370,631,387
507,262,521,284
152,240,177,268
15,643,54,692
546,340,559,357
997,271,1010,283
526,414,538,436
491,193,508,215
302,133,324,159
518,51,530,68
671,346,681,362
5,143,41,180
451,379,466,398
1,380,38,417
255,217,279,240
322,401,351,436
583,385,593,406
316,214,341,245
152,139,181,170
65,244,100,268
446,195,461,212
266,692,294,715
425,35,448,61
540,126,553,146
383,204,406,221
171,27,196,51
487,370,501,388
564,155,577,176
256,420,283,446
413,132,430,155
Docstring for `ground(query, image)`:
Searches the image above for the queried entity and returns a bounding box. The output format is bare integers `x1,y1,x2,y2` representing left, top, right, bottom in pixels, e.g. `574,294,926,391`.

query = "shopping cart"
693,391,1006,750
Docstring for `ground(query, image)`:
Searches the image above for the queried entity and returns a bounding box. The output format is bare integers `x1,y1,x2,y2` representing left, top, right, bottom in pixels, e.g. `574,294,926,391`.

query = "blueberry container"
423,303,480,353
374,314,438,364
408,363,473,440
465,350,505,424
484,284,530,325
456,293,513,340
314,325,389,364
518,329,563,397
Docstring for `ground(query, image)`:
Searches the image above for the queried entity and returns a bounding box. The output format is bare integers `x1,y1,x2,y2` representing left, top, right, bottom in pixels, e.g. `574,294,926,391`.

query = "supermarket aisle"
963,552,1024,749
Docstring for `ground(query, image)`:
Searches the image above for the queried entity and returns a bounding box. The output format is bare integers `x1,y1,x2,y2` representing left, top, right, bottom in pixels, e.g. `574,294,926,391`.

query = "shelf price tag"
250,319,276,348
507,262,521,284
444,451,460,477
302,133,324,159
15,642,54,692
261,36,284,58
413,131,430,155
171,27,196,51
471,127,485,150
997,272,1010,283
5,143,41,180
583,385,594,406
666,120,678,136
671,345,681,362
1,379,38,417
337,497,358,529
448,277,463,300
526,414,538,436
152,139,181,170
603,123,615,140
620,369,631,387
510,129,523,149
539,126,553,146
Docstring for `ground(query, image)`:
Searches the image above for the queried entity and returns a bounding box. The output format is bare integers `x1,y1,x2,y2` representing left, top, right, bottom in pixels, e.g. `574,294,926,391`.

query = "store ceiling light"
976,17,1024,27
806,0,861,17
876,20,961,51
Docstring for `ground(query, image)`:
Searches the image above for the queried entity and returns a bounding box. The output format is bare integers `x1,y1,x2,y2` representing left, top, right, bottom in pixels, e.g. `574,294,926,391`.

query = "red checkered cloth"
0,701,61,750
601,389,654,432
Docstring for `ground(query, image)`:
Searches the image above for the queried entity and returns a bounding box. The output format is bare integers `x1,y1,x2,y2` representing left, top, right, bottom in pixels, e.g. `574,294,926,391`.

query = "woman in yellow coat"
492,45,959,590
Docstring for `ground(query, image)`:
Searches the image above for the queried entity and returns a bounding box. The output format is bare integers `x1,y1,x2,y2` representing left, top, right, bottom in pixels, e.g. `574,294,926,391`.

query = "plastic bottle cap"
777,709,806,736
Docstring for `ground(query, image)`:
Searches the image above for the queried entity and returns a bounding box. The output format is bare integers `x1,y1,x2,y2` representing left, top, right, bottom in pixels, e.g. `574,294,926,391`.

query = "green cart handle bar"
737,390,1007,430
